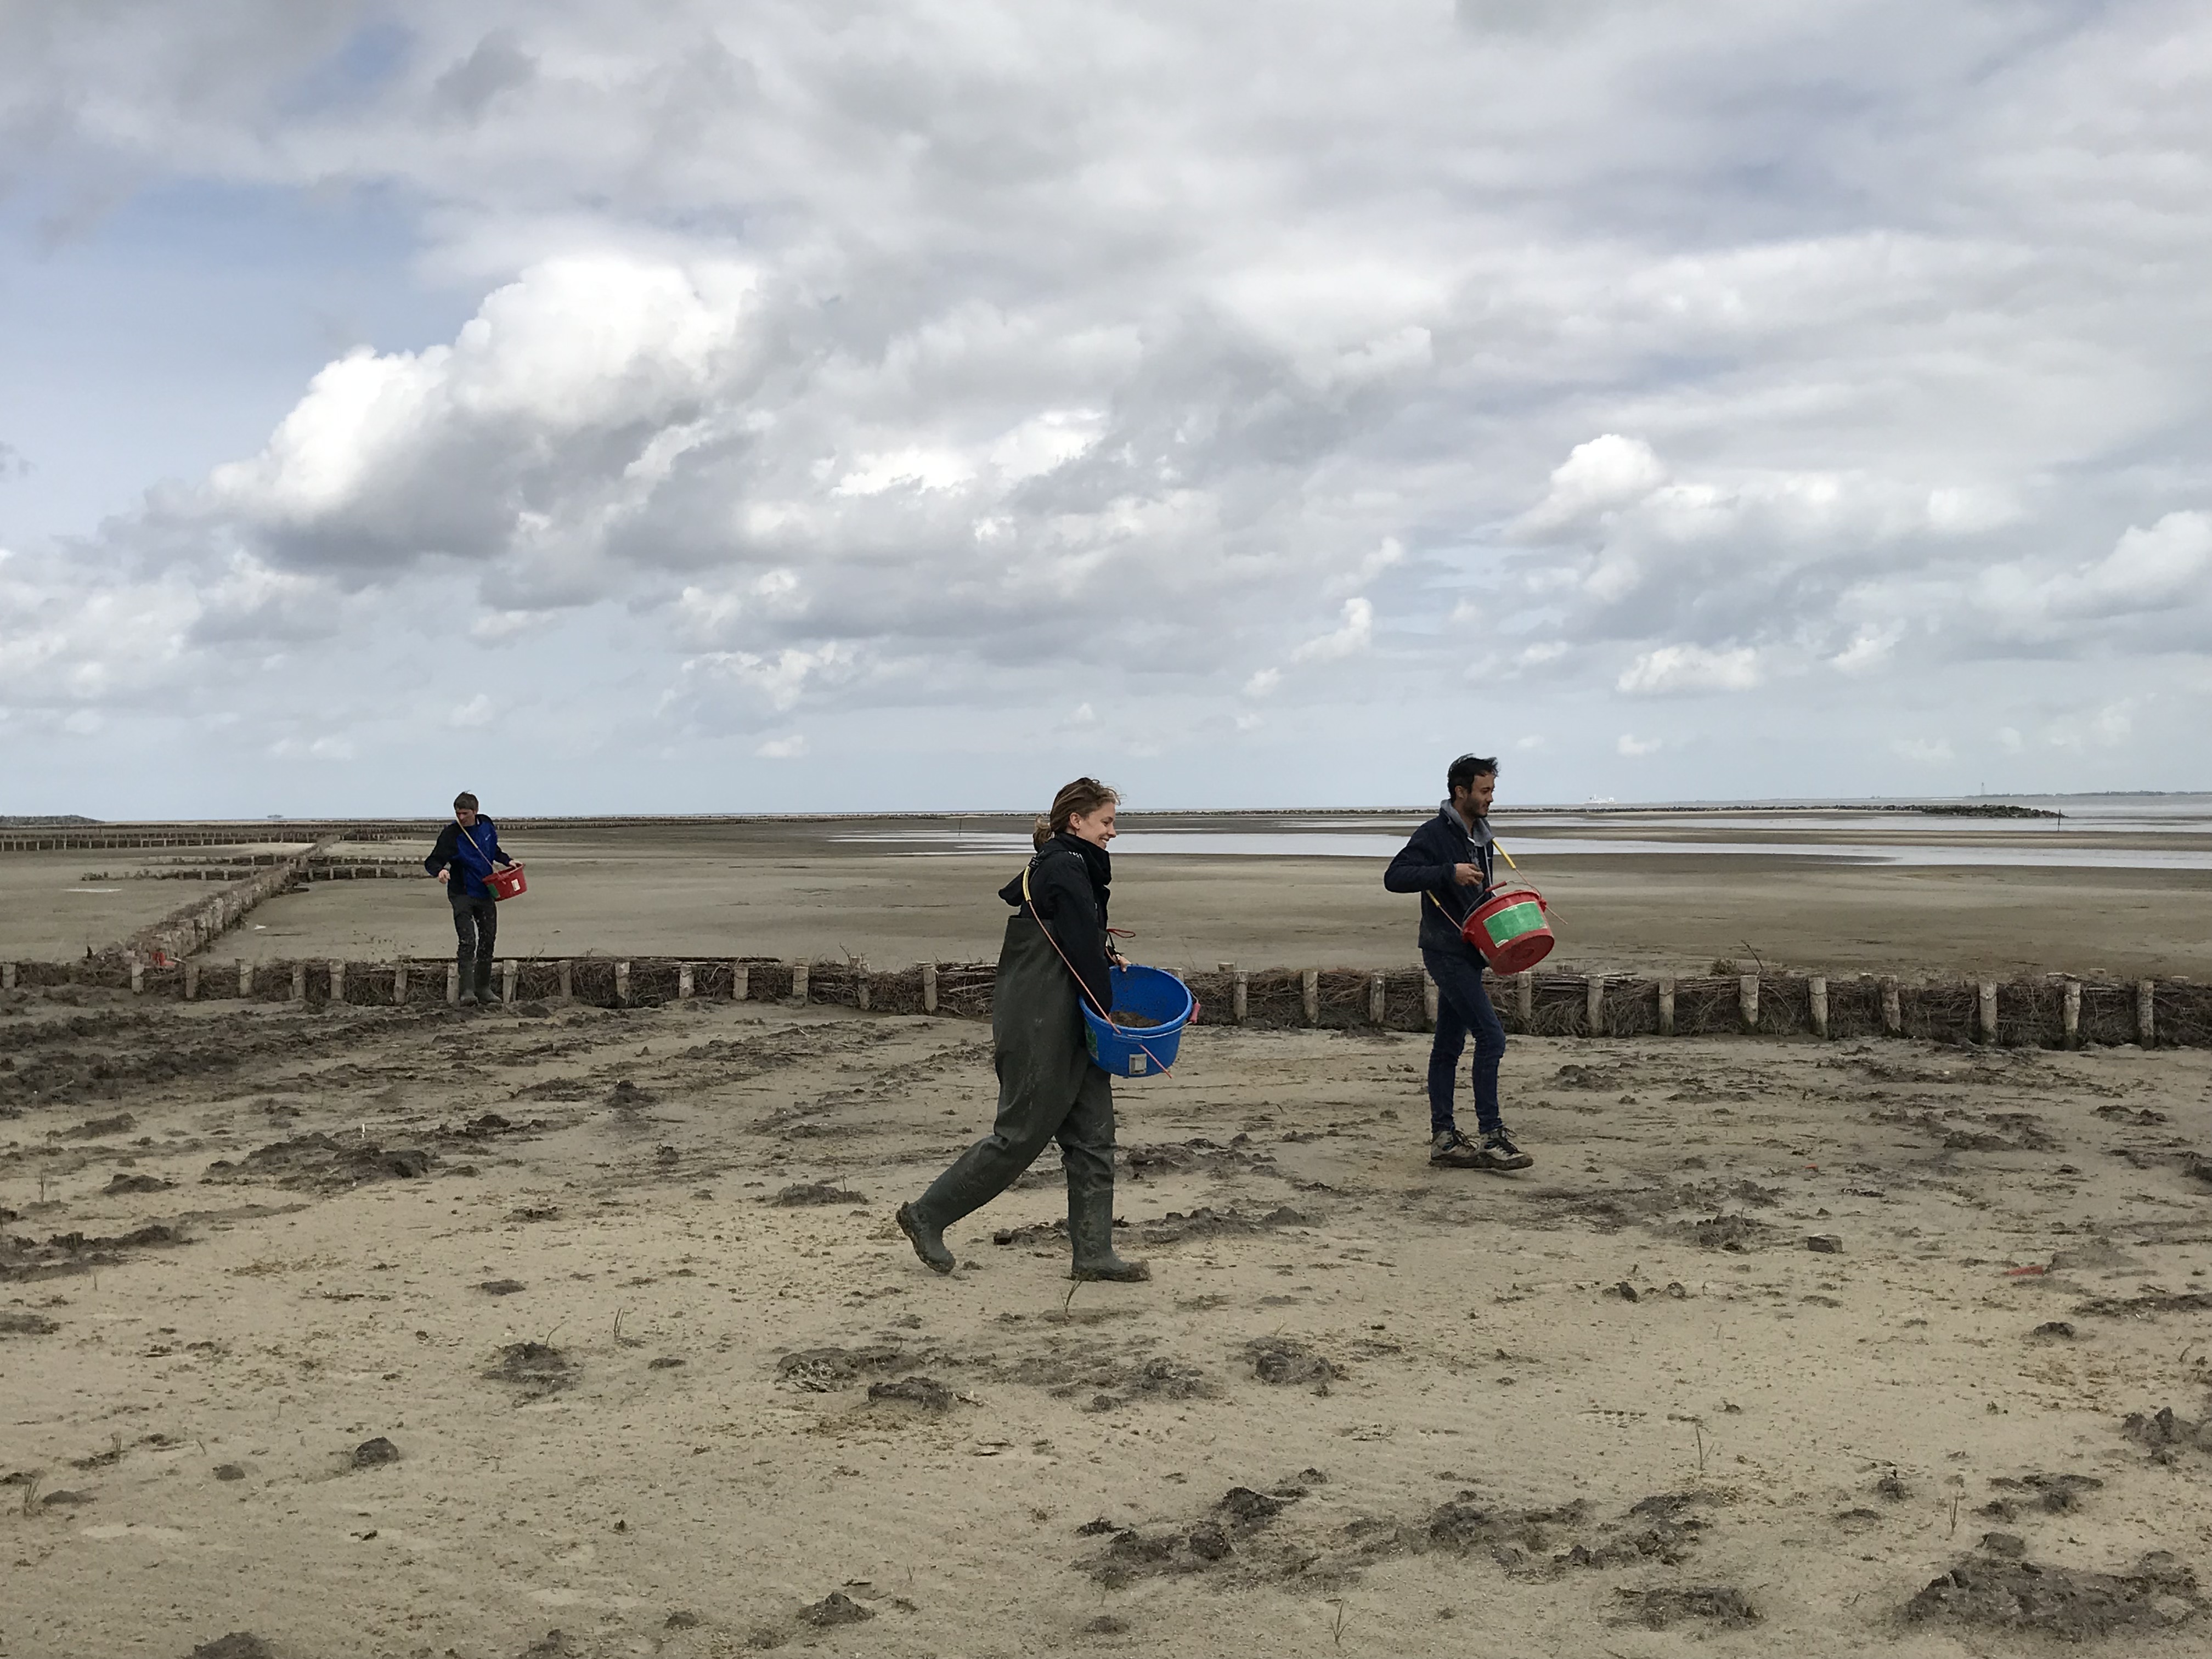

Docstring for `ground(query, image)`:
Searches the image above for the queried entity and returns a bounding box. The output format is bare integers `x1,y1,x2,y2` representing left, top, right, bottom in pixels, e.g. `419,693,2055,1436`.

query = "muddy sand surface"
154,819,2212,981
7,984,2212,1657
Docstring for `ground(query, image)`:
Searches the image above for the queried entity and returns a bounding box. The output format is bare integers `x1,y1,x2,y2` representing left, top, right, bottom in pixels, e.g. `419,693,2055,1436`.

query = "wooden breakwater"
1,955,2205,1048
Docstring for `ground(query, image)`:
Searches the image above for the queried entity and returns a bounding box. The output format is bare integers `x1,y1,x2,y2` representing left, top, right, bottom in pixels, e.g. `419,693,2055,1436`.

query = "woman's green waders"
897,913,1148,1280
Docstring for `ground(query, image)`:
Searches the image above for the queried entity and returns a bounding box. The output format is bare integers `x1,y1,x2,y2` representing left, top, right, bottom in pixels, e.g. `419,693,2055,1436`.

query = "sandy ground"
0,846,309,963
29,817,2199,982
6,984,2212,1658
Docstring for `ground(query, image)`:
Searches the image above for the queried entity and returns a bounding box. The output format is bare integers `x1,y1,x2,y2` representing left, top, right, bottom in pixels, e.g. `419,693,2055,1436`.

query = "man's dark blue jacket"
1384,802,1497,957
424,818,509,901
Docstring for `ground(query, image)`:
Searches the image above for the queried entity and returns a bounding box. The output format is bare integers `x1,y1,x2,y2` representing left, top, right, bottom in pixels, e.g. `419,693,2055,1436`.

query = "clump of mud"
1,1312,61,1336
1904,1540,2203,1638
867,1375,953,1411
484,1341,574,1396
206,1133,432,1190
188,1635,276,1659
3,1222,188,1283
2121,1406,2212,1459
1683,1213,1769,1251
1978,1471,2103,1520
772,1182,867,1206
2078,1290,2212,1321
1140,1205,1315,1245
1617,1586,1758,1629
800,1591,873,1627
776,1345,905,1392
1245,1337,1343,1386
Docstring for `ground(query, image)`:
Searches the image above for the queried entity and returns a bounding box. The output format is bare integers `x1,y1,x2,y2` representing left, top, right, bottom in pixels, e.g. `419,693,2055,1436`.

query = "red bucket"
1462,887,1553,974
488,864,528,901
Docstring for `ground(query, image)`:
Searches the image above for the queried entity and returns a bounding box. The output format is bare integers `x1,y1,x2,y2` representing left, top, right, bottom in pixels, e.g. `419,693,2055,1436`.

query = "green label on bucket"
1483,902,1544,945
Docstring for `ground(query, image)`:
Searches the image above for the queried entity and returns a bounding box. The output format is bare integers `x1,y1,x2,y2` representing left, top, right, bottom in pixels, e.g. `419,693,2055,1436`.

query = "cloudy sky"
2,1,2207,816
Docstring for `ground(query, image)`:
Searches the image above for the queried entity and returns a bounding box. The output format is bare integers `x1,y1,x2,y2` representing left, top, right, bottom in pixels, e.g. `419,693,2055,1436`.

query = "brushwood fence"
1,955,2206,1049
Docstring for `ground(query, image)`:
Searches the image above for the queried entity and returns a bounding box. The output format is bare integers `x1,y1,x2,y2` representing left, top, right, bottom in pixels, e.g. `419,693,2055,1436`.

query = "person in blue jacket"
1384,754,1534,1171
422,792,516,1007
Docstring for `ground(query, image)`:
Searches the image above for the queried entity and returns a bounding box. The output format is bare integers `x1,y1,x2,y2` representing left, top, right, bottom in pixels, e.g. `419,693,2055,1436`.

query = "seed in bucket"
1108,1009,1163,1028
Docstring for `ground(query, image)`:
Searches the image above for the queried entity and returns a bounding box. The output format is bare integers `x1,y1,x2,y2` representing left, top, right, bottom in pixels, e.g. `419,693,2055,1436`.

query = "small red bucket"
488,864,528,901
1462,887,1553,974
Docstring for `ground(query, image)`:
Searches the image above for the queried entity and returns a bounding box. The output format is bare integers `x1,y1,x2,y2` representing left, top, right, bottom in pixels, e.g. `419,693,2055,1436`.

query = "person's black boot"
476,961,498,1006
895,1203,956,1274
455,963,478,1007
1068,1178,1149,1282
897,1141,1027,1274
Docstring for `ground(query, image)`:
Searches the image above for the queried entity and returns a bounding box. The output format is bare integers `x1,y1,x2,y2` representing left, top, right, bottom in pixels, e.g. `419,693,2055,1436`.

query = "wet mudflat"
4,982,2212,1657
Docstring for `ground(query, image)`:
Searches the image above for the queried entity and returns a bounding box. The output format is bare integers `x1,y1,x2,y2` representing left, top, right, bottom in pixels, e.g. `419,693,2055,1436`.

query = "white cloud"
452,693,494,727
1829,624,1904,675
1617,644,1762,696
1616,733,1661,757
1513,435,1668,538
1243,668,1281,697
1290,597,1374,664
1324,537,1406,598
755,733,808,760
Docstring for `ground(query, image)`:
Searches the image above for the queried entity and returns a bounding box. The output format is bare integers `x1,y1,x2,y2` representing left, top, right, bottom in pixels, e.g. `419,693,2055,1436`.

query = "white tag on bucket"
1129,1053,1147,1075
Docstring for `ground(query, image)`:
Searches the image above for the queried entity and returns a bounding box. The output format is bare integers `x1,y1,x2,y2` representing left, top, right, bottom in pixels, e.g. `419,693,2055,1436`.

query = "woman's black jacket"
999,834,1113,1011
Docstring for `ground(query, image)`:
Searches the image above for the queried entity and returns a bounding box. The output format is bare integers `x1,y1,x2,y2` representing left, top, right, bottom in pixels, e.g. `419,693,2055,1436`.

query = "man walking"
423,792,515,1007
1384,755,1534,1171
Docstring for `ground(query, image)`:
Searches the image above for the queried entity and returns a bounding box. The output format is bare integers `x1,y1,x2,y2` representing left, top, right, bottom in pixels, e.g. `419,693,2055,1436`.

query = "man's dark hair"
1447,754,1498,796
453,792,480,812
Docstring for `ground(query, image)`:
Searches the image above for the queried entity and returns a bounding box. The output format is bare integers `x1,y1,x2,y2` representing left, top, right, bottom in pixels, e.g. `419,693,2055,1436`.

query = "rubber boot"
476,960,498,1006
897,1141,1028,1274
455,962,478,1007
1068,1178,1149,1282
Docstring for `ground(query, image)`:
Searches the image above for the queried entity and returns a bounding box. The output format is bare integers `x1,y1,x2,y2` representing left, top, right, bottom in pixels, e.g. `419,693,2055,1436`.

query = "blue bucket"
1081,965,1195,1079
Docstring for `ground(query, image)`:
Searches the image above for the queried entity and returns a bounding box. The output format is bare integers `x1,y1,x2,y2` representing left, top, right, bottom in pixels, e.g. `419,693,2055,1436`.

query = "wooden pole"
1881,977,1901,1036
734,962,751,1003
446,962,459,1005
856,960,871,1012
290,963,307,1002
1585,975,1606,1038
2062,978,2080,1048
2137,980,2156,1048
1368,973,1386,1025
1657,976,1675,1036
678,963,695,1001
0,963,13,991
184,962,199,1001
616,962,631,1007
1516,972,1533,1028
1977,979,1998,1043
1301,968,1319,1026
503,960,518,1005
1739,973,1759,1032
557,960,573,1000
239,960,253,997
330,961,345,1006
790,962,808,1005
921,963,935,1013
130,959,145,995
1809,975,1829,1040
1232,968,1249,1024
394,962,408,1006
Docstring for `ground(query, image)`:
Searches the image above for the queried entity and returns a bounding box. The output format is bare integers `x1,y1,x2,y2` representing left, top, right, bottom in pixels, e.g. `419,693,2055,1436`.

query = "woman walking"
896,778,1149,1282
